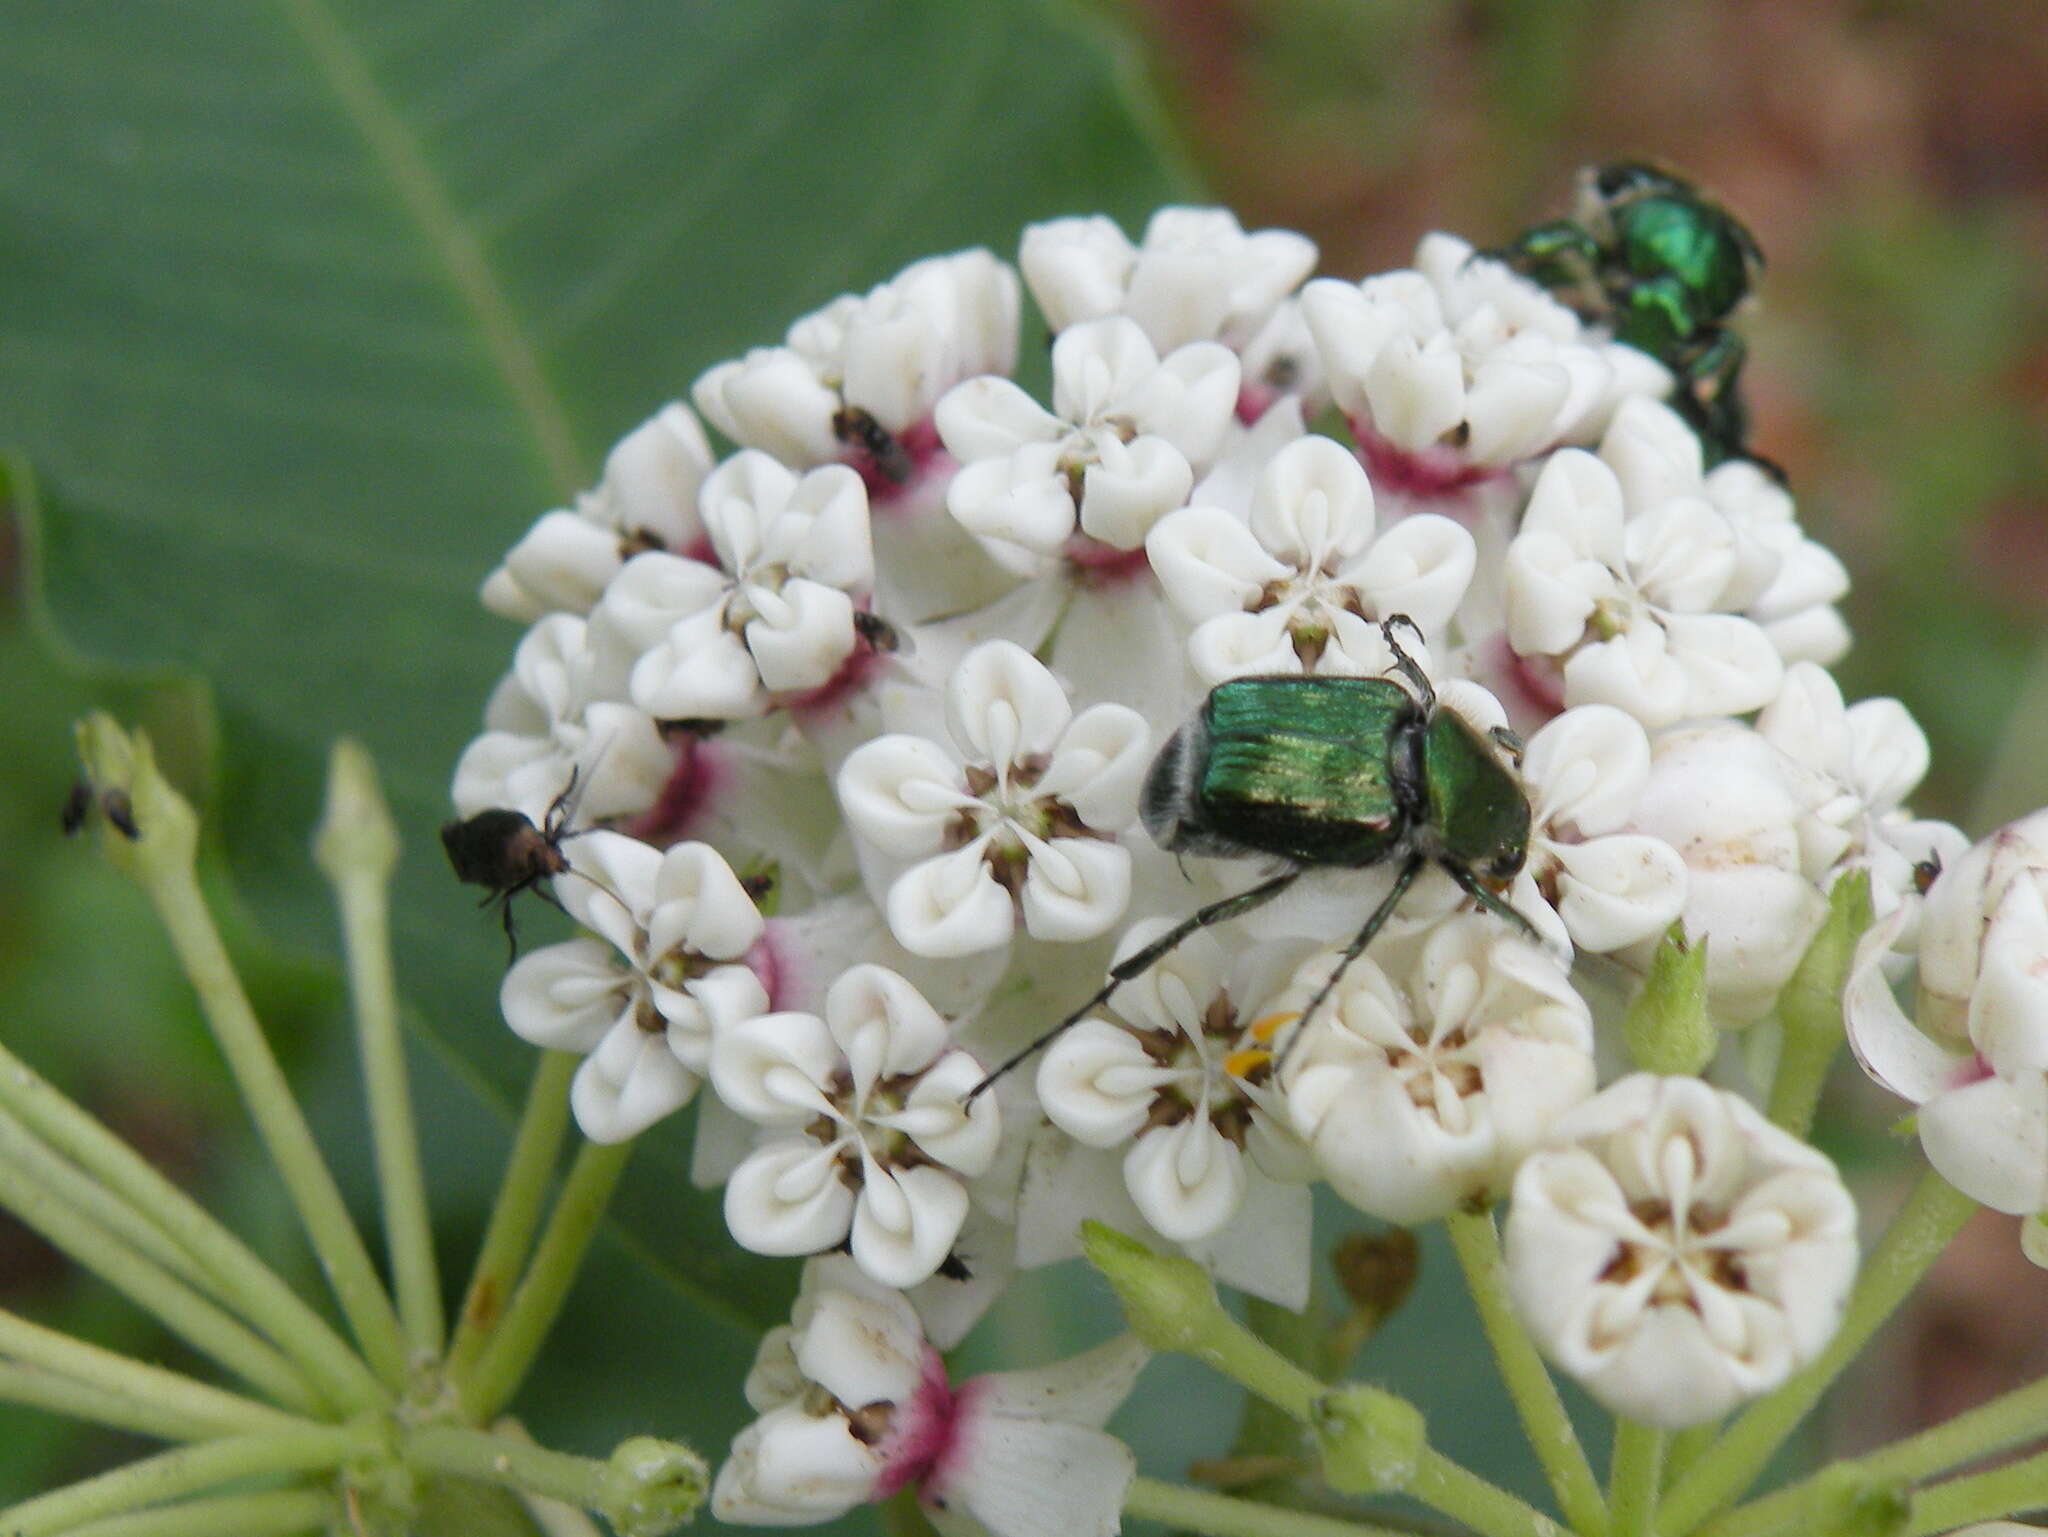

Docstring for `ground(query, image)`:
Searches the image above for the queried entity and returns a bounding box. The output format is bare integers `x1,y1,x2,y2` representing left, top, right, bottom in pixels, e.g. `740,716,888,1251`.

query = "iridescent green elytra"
1491,162,1765,467
969,621,1534,1095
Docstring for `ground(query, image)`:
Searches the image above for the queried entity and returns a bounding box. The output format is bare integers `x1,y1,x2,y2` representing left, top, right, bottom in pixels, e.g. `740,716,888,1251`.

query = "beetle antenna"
1378,615,1435,713
1273,854,1426,1078
965,867,1303,1103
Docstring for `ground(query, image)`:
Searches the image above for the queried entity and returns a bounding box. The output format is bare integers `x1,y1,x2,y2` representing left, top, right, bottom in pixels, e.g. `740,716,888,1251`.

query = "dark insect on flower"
970,617,1536,1097
853,609,904,654
1486,162,1768,470
832,405,912,485
60,780,92,836
63,780,142,839
1912,852,1944,897
441,770,582,961
101,787,141,840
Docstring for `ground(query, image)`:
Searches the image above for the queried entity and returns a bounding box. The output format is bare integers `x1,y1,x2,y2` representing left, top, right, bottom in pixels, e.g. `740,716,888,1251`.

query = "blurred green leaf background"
1,0,2044,1519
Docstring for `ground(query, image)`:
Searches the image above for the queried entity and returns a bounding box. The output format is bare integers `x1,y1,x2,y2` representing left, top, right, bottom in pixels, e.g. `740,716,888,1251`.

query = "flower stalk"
0,1420,383,1537
458,1136,635,1422
447,1048,579,1380
1445,1207,1607,1537
315,738,445,1367
1121,1476,1414,1537
0,1044,385,1413
1766,872,1872,1137
76,715,408,1390
1608,1420,1663,1537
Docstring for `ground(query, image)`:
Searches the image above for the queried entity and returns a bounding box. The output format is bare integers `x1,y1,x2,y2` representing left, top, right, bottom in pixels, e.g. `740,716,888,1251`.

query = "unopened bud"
1804,1464,1909,1537
601,1436,709,1537
1622,922,1716,1075
1311,1385,1425,1495
1081,1220,1227,1355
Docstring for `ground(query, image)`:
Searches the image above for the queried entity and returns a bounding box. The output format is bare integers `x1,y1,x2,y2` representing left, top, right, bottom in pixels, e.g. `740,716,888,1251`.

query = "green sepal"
1622,920,1716,1076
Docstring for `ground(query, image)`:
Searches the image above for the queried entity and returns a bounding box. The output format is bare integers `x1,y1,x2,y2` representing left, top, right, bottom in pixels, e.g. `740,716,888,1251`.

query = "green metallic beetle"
1490,162,1765,467
971,620,1536,1095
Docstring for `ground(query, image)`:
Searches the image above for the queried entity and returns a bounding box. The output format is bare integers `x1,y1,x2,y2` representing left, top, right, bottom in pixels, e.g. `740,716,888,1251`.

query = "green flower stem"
0,1362,280,1445
0,1050,384,1414
1899,1444,2048,1536
1664,1423,1718,1492
0,1136,327,1417
144,858,409,1389
1122,1476,1414,1537
80,717,407,1389
1444,1208,1607,1537
315,740,444,1365
1410,1447,1570,1537
1700,1373,2048,1537
1660,1171,1978,1532
1608,1421,1664,1537
405,1423,611,1508
0,1108,215,1298
447,1050,578,1381
57,1490,337,1537
1194,1311,1323,1421
459,1136,634,1423
0,1307,301,1439
0,1421,379,1537
1765,873,1871,1138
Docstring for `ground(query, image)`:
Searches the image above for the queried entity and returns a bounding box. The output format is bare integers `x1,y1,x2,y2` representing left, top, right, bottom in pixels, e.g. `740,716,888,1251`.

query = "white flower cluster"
451,203,2017,1511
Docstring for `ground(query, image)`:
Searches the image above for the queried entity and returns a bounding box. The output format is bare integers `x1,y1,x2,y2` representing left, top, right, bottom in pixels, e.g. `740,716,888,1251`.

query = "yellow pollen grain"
1224,1047,1272,1080
1248,1011,1300,1044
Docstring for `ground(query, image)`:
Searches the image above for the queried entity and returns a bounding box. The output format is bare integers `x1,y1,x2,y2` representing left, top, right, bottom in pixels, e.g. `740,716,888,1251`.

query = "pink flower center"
1063,532,1152,589
1352,419,1509,502
625,734,726,847
873,1346,962,1498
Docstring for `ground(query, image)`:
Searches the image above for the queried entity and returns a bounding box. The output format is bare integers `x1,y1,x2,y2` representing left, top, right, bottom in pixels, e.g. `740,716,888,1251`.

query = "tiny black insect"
61,780,92,836
832,405,912,485
101,788,141,840
1912,851,1944,897
441,770,580,961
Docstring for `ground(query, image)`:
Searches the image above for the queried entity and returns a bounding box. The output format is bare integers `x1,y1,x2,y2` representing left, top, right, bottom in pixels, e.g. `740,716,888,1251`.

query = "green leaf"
2,0,1183,1432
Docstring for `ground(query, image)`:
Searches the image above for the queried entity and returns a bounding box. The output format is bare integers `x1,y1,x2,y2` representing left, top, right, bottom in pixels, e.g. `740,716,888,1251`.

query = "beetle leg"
1273,854,1426,1077
965,866,1305,1101
1378,615,1436,713
1441,859,1542,942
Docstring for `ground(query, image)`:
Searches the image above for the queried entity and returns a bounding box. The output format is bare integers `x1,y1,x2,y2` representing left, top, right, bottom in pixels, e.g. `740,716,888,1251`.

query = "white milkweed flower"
1505,1074,1859,1428
499,831,770,1144
837,641,1150,958
1019,206,1317,356
1696,458,1851,666
481,403,715,622
1618,720,1832,1022
449,613,672,826
1281,915,1597,1223
1145,433,1475,684
1846,810,2048,1219
935,316,1240,575
1299,237,1644,497
1759,662,1966,935
712,964,1000,1288
1507,705,1689,956
1503,400,1788,728
714,1256,1146,1537
1032,920,1314,1294
588,452,875,721
693,249,1020,480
